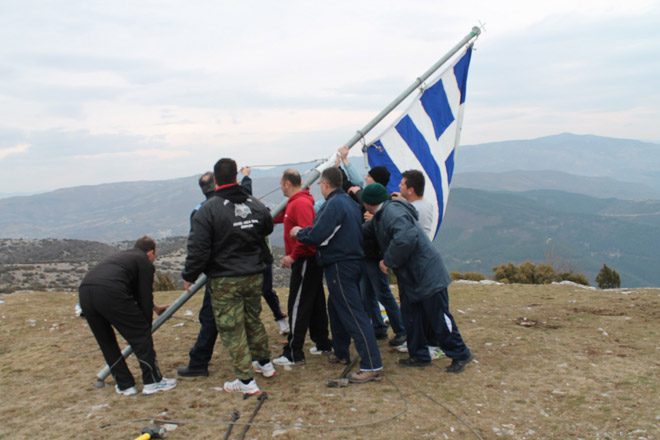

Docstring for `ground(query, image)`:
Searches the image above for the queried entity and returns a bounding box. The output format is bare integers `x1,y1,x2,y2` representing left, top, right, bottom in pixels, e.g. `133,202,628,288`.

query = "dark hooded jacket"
182,183,273,281
363,199,451,302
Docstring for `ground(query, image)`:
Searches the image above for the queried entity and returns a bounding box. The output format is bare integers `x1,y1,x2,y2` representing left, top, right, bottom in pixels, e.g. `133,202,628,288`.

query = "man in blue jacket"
361,183,473,372
291,167,383,384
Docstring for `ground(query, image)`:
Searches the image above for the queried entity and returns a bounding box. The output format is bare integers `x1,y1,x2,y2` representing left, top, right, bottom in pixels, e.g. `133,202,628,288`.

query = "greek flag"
366,46,473,240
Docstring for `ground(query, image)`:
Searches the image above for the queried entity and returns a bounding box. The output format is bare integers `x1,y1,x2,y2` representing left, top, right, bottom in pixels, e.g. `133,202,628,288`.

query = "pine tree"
595,264,621,289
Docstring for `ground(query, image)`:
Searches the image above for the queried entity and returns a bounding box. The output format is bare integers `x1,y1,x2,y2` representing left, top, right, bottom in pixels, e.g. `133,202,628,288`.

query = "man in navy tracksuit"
291,167,383,384
361,183,473,373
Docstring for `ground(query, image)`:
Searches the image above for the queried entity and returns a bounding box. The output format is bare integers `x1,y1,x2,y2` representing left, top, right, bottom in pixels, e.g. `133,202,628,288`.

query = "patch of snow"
552,281,596,290
479,280,503,285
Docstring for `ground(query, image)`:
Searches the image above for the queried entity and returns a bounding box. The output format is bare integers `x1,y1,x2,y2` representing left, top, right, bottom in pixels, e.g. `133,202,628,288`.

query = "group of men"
79,153,472,397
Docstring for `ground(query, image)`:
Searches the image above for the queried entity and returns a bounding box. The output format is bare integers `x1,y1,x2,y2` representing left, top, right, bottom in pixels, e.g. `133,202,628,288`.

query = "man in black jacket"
79,236,176,396
183,158,275,395
178,169,288,378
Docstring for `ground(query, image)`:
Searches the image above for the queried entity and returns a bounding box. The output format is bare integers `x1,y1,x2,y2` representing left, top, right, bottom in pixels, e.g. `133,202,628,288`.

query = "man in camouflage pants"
183,158,275,395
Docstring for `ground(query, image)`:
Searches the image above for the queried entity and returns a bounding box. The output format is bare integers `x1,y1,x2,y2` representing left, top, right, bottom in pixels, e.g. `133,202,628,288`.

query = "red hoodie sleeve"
289,197,316,260
273,210,285,224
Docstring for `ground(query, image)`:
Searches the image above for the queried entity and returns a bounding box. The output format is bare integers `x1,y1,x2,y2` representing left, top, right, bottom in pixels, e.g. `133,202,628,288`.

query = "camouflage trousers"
209,273,270,380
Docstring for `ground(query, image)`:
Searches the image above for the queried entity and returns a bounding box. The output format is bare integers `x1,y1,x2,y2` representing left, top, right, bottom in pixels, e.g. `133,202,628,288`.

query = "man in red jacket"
272,169,333,365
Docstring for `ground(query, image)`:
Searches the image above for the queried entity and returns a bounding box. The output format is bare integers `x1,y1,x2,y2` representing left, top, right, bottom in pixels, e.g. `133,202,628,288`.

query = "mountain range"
1,133,659,287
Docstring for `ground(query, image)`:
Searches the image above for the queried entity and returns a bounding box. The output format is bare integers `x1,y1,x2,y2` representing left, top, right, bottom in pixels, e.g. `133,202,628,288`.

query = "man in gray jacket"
361,183,473,372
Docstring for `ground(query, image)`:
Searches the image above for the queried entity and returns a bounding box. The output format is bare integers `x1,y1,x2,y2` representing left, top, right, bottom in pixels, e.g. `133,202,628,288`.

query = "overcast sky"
1,0,659,193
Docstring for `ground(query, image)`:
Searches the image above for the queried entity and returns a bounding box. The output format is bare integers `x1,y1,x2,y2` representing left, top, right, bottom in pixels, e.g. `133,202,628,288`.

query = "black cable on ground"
111,377,409,434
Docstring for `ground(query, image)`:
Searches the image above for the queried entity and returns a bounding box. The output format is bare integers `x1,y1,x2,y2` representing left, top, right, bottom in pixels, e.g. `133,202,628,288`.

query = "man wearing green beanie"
362,183,473,372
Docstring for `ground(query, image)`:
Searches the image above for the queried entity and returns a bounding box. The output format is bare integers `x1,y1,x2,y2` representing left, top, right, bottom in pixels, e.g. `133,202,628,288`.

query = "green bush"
492,261,590,286
595,264,621,289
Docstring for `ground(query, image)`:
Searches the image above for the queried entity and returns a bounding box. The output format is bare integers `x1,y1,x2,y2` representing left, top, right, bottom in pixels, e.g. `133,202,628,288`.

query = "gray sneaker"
252,361,277,378
115,385,137,396
142,377,177,395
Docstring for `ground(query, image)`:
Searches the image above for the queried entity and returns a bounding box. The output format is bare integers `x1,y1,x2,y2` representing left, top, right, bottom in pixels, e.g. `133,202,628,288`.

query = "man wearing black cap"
337,147,407,348
361,183,474,373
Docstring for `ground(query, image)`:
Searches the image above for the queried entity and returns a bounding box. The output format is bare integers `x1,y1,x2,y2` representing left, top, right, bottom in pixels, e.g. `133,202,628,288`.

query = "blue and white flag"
366,46,473,240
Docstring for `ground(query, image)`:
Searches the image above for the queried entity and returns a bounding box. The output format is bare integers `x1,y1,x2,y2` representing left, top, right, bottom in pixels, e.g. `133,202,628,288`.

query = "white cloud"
0,1,659,191
74,148,190,161
0,143,29,160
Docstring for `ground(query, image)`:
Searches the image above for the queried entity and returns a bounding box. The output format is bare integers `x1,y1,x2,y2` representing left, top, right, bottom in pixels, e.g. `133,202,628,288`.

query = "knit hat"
368,166,391,186
362,183,389,205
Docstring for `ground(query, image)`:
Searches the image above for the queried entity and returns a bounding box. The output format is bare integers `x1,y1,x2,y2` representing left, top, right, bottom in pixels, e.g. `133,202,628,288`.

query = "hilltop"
0,283,657,439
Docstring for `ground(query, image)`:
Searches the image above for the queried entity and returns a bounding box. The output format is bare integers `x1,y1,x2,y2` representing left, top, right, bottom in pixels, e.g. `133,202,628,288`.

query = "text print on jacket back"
232,201,258,230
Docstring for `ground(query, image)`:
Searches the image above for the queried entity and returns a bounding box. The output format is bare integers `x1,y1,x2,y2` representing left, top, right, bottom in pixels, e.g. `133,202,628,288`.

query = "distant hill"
1,133,659,287
457,133,660,191
452,170,660,201
437,188,660,287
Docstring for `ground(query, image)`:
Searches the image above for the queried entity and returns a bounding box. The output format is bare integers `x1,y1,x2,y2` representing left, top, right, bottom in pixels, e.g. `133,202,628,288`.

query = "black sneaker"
398,357,431,368
374,332,388,340
388,334,407,347
445,353,474,374
176,365,209,377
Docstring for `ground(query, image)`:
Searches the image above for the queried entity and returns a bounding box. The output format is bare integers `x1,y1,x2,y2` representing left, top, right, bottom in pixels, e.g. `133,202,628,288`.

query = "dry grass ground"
0,284,658,439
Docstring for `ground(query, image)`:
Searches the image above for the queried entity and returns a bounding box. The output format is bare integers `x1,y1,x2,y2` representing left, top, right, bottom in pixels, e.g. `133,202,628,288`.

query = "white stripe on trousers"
334,263,381,372
287,259,307,362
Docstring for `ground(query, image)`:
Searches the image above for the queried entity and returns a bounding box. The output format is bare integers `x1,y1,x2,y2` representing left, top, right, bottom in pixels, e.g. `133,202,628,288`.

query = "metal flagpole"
270,25,481,218
93,26,480,386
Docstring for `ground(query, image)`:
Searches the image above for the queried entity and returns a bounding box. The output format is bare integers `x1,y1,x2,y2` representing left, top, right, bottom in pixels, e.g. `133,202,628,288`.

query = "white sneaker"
395,342,408,353
142,377,177,395
223,378,260,395
272,355,303,366
252,361,277,378
277,318,290,335
115,385,137,396
309,346,332,356
428,346,444,360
